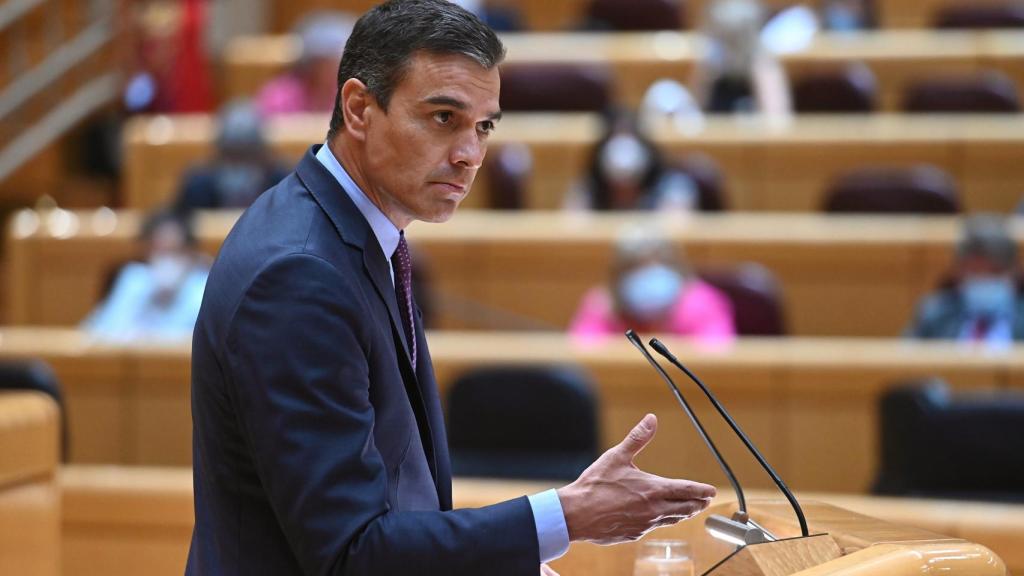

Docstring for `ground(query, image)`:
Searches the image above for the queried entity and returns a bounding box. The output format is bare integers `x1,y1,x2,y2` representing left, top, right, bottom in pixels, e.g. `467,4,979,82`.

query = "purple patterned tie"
391,231,417,367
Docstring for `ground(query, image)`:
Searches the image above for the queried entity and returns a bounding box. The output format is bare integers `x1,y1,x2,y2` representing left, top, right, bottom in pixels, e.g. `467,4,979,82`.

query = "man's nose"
450,129,486,169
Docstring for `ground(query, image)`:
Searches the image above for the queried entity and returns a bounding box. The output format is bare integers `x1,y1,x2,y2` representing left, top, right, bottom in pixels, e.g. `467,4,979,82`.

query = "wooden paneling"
60,466,1024,576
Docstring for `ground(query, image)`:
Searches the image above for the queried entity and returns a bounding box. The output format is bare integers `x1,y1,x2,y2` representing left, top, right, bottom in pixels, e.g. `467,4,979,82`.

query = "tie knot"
392,232,412,278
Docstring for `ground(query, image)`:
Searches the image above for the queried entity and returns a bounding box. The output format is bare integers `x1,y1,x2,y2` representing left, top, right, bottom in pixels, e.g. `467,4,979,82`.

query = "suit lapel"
297,145,440,489
413,311,451,509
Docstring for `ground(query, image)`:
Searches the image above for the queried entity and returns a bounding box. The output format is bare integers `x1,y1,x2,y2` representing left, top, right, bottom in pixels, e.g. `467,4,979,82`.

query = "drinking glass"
633,539,694,576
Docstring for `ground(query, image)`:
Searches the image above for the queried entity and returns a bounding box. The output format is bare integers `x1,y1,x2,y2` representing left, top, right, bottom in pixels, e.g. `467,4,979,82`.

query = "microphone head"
649,338,674,359
624,329,643,347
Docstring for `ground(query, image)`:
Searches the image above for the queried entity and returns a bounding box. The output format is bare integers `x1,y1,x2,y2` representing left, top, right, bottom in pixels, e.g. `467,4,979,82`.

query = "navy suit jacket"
186,146,539,575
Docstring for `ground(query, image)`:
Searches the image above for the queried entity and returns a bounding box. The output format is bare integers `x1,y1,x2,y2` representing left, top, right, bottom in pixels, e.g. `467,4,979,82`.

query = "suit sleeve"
224,253,540,576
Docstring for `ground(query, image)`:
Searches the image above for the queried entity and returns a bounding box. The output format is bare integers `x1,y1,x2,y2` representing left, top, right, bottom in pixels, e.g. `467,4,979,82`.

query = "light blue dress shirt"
315,143,570,563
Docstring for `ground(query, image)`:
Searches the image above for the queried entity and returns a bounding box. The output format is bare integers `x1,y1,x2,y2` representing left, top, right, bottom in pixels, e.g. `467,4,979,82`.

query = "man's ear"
340,78,372,142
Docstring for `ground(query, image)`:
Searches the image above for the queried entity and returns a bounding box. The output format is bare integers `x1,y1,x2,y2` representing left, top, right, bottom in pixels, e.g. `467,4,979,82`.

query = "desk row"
124,113,1024,215
5,328,1023,494
4,210,1001,336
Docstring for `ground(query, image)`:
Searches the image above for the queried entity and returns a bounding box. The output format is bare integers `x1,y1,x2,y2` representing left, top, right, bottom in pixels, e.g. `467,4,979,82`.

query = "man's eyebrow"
423,95,468,109
423,95,502,122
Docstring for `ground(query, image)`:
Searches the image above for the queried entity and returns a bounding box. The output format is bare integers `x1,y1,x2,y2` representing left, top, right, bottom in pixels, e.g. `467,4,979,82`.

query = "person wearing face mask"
82,209,210,342
565,108,700,211
820,0,873,32
569,230,736,341
693,0,791,116
174,100,289,211
256,11,356,116
906,215,1024,346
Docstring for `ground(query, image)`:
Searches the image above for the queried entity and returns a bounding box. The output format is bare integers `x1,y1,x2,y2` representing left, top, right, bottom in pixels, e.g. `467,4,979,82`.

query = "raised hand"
556,414,716,545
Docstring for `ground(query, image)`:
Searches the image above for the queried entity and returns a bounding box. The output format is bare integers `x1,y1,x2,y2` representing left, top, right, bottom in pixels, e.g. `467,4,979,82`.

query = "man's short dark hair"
326,0,505,140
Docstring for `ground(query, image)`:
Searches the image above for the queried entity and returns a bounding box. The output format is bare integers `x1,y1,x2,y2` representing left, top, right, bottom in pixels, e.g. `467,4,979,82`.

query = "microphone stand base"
701,533,841,576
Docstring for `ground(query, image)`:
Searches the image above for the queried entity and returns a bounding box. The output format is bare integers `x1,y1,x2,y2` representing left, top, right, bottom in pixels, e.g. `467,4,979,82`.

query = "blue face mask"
824,6,862,31
618,265,684,321
961,277,1016,319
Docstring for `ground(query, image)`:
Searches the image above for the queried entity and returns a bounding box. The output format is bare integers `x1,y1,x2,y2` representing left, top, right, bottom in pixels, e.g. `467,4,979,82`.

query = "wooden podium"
695,500,1007,575
550,499,1009,576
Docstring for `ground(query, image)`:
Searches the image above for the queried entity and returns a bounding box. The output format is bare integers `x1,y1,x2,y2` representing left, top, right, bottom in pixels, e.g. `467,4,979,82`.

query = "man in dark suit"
187,2,716,574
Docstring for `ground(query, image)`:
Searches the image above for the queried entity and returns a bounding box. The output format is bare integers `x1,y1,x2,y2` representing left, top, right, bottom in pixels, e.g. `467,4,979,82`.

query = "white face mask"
600,134,651,185
618,264,684,321
150,254,190,292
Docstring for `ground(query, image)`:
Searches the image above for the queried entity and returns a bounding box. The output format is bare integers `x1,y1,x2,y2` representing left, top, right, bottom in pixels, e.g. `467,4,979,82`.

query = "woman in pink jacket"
570,230,736,342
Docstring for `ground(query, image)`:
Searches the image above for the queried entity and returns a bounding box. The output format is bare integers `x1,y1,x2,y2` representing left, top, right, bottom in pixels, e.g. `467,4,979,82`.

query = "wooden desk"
122,113,1024,217
1,209,992,336
61,465,1024,576
224,30,1024,111
4,328,1024,494
269,0,965,33
0,392,61,576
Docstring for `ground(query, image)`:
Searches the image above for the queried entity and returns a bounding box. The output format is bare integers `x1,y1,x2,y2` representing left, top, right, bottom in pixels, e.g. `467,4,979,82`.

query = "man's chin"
417,200,461,224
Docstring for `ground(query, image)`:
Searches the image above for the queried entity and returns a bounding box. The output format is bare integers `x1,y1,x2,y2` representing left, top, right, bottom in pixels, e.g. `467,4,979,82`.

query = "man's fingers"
617,413,658,459
659,497,712,519
661,479,717,501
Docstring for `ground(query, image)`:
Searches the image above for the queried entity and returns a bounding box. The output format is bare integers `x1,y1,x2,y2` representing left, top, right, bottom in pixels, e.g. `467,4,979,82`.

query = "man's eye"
434,111,453,124
478,121,494,134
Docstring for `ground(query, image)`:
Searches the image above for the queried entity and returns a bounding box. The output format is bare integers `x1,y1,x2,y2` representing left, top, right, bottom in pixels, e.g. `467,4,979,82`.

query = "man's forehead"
401,52,500,106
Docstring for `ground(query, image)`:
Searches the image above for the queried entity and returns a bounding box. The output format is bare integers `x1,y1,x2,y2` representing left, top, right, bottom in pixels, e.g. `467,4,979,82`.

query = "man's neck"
326,136,412,229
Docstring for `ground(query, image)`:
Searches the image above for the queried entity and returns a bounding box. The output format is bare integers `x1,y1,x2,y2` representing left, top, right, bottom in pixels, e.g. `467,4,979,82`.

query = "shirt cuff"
528,489,570,563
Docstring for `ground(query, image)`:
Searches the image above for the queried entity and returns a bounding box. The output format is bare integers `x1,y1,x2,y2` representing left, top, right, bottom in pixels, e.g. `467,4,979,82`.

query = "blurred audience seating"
792,64,879,113
448,365,599,480
583,0,686,30
699,263,787,335
903,71,1021,113
499,63,613,111
875,379,1024,502
823,164,961,214
224,30,1024,112
122,113,1024,213
7,328,1024,493
0,361,68,461
268,0,996,31
935,2,1024,29
671,152,728,211
5,210,996,336
0,392,60,576
482,144,532,209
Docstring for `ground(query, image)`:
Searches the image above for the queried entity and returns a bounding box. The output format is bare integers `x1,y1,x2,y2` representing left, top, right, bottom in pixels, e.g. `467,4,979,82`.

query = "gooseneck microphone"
649,338,810,538
624,330,748,515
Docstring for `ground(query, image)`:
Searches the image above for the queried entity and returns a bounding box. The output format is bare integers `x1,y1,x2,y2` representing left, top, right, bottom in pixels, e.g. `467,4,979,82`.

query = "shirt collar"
315,142,401,260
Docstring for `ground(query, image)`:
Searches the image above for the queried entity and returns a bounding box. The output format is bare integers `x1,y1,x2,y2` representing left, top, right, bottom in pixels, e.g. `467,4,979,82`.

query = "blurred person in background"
256,11,355,116
174,100,288,211
693,0,791,115
454,0,525,31
906,215,1024,345
82,209,210,342
565,108,701,211
570,229,736,340
819,0,873,31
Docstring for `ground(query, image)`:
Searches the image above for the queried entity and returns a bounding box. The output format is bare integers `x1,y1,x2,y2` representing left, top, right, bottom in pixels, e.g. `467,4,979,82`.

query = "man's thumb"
619,413,657,458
